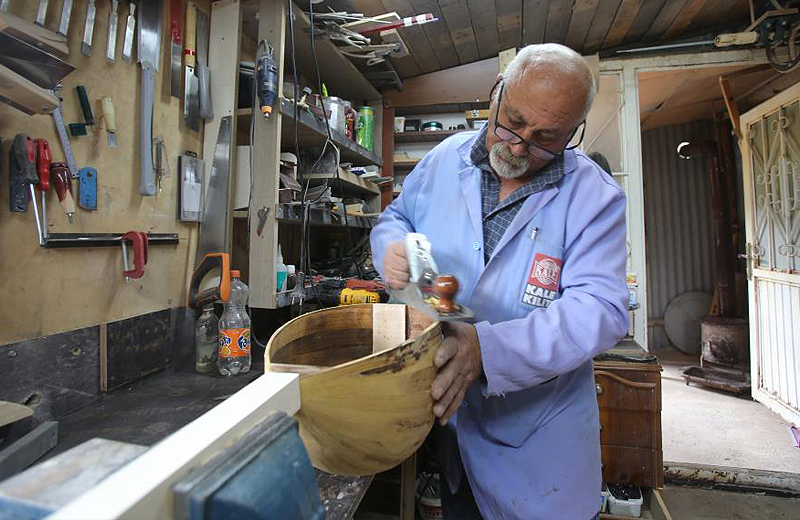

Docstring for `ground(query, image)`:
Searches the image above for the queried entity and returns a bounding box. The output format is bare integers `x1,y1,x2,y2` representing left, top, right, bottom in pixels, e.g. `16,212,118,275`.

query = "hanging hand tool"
68,85,95,137
121,231,148,280
57,0,73,37
50,162,75,223
0,1,8,11
51,90,78,178
183,1,199,131
34,0,49,28
107,0,119,62
0,12,74,86
121,1,135,62
35,138,51,237
102,96,118,147
169,0,181,98
189,116,232,308
178,152,203,222
256,41,277,117
196,6,212,120
81,0,96,57
77,166,97,210
9,134,44,245
138,0,162,196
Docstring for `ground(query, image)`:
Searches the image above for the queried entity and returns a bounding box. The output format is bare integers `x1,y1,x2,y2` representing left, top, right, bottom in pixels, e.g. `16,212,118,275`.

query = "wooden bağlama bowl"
265,304,441,476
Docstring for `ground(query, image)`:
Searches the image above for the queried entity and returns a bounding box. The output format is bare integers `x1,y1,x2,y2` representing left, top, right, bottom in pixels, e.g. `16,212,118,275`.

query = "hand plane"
390,233,475,322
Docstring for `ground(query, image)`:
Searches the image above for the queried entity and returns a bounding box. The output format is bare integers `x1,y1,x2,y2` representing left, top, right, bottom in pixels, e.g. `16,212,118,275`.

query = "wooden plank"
466,0,500,60
583,0,624,53
602,0,645,48
521,0,547,46
662,0,711,40
496,0,523,51
544,0,574,45
0,421,58,481
399,454,416,520
0,10,69,57
622,0,668,43
372,304,407,354
50,373,300,520
438,0,480,64
0,401,32,428
498,47,516,73
565,0,601,51
249,0,280,309
381,0,440,74
648,488,674,520
394,129,464,143
382,105,395,211
0,63,59,114
383,55,498,107
409,0,460,69
105,310,171,391
719,75,742,140
642,0,691,41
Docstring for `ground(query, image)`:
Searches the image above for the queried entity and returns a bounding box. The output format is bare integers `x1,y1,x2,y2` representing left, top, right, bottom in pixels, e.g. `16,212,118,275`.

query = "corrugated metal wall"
643,120,716,350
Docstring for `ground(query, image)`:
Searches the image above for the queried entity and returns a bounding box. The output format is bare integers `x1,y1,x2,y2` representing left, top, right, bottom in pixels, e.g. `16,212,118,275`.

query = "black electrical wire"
308,0,365,280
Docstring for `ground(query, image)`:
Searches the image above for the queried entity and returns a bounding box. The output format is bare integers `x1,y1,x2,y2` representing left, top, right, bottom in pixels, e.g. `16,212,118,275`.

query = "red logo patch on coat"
528,253,562,291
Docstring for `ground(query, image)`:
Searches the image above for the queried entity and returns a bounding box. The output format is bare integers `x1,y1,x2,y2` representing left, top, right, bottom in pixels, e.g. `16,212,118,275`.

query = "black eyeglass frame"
490,81,586,161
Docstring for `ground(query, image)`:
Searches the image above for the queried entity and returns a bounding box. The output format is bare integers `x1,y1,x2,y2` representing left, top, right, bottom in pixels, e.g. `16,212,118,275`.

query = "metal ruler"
51,101,79,178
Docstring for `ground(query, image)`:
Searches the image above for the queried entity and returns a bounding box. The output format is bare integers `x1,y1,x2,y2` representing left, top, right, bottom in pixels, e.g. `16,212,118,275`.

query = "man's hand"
384,241,410,290
431,322,482,426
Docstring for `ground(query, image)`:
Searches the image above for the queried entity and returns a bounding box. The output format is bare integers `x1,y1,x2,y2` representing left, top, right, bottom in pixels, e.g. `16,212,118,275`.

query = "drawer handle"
596,383,603,395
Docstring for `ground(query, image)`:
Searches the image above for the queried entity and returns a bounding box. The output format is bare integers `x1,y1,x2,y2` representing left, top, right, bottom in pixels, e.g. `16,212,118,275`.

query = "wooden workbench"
40,363,372,519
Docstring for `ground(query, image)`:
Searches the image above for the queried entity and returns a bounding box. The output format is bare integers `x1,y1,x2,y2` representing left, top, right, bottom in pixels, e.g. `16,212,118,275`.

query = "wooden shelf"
303,168,380,198
394,130,464,143
234,206,375,229
237,100,383,167
393,158,420,172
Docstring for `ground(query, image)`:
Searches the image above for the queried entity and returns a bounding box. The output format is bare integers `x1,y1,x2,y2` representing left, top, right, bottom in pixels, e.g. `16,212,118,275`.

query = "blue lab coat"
370,127,629,519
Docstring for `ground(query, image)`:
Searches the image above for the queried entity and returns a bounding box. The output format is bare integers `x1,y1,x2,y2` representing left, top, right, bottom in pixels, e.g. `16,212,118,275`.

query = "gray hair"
496,43,596,120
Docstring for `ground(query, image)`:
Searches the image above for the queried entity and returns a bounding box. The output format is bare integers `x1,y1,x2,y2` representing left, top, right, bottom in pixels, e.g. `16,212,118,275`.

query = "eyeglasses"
492,82,585,161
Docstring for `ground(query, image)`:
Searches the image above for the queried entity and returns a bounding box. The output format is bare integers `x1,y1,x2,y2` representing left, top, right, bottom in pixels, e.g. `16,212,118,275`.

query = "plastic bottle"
218,270,251,376
276,245,288,292
195,304,218,373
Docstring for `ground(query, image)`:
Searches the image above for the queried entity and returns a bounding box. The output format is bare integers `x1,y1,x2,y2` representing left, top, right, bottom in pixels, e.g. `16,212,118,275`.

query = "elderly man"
371,44,629,519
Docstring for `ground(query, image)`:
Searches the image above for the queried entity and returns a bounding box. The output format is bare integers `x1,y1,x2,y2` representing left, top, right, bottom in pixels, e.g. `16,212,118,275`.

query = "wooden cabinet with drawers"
594,343,664,488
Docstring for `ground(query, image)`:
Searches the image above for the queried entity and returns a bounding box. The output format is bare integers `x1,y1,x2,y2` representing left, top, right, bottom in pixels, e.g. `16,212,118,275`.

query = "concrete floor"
660,485,800,520
657,348,800,473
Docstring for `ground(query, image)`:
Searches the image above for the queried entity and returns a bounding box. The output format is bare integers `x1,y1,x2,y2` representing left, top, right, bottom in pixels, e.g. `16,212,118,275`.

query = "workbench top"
42,363,372,519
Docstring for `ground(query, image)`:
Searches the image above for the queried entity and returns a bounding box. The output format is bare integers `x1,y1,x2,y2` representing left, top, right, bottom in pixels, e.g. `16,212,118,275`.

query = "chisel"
82,0,96,56
107,0,119,62
183,1,199,131
57,0,73,38
34,0,49,28
169,0,182,98
102,96,118,147
122,1,135,62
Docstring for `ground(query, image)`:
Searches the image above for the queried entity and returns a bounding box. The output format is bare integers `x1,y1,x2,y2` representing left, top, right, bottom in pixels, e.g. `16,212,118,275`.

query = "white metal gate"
742,83,800,426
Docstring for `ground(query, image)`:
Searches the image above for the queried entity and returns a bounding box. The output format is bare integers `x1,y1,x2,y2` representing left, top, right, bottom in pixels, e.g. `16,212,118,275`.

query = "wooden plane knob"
433,274,459,314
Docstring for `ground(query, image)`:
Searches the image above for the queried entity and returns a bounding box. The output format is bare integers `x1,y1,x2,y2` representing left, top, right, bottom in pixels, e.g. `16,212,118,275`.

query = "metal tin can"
356,106,374,151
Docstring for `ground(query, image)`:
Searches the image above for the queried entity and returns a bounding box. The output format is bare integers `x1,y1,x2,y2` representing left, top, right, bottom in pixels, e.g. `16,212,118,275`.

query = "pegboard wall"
0,0,210,343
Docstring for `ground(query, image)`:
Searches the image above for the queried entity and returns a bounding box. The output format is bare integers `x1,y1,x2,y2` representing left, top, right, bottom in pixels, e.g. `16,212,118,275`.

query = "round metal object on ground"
664,291,713,355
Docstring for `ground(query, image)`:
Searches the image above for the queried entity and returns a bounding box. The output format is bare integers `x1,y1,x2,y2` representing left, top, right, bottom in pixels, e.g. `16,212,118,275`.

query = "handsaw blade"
121,1,135,62
183,1,199,130
138,0,162,70
196,116,232,262
169,0,181,98
196,7,212,120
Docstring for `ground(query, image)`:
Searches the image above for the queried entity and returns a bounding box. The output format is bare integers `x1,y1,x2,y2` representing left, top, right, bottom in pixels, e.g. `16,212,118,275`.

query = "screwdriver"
50,162,76,223
10,134,44,245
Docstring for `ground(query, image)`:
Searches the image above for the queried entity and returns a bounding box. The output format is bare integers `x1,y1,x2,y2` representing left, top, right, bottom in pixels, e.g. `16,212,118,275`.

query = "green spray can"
356,106,374,151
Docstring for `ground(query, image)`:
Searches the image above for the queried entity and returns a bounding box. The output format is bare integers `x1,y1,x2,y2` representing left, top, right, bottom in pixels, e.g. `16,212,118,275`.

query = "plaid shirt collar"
470,123,565,219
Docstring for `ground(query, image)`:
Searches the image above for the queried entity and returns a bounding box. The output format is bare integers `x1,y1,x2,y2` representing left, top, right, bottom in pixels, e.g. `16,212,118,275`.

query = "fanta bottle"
218,270,251,376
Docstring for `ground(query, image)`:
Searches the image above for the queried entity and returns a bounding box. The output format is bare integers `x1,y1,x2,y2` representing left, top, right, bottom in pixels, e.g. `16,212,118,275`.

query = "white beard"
488,142,530,179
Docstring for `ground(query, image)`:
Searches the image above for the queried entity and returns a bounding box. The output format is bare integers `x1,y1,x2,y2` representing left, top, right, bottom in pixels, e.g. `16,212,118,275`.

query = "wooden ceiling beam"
496,0,523,50
584,0,624,53
623,0,667,42
467,0,501,59
383,55,499,107
439,0,480,63
603,0,644,48
544,0,573,45
565,0,601,51
663,0,711,40
409,0,460,69
522,0,548,46
642,0,690,41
